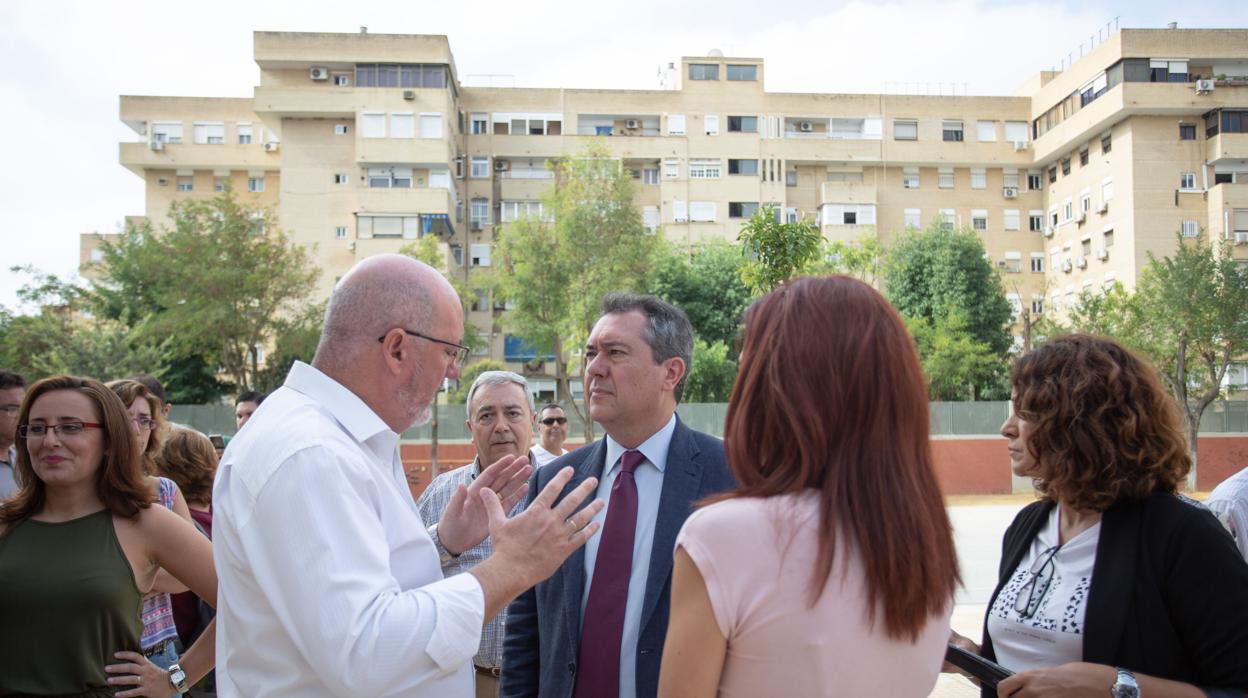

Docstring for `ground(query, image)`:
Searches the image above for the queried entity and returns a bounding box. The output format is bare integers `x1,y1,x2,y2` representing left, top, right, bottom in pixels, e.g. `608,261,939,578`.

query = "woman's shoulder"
683,493,816,541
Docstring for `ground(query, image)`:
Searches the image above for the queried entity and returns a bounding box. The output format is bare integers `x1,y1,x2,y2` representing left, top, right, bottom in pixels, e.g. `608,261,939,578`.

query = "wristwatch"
427,522,460,565
167,662,189,693
1111,668,1139,698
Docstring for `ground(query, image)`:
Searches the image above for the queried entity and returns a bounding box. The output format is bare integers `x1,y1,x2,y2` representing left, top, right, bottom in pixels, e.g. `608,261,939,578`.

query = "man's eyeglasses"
540,417,568,426
1014,544,1061,620
380,329,470,366
19,422,104,439
0,405,20,415
132,416,156,431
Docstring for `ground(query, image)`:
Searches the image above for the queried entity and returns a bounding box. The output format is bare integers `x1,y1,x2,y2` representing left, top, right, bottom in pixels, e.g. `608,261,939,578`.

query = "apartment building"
89,28,1248,389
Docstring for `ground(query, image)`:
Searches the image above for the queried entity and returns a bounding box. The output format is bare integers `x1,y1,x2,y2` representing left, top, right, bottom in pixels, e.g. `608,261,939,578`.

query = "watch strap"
427,522,459,565
167,663,189,692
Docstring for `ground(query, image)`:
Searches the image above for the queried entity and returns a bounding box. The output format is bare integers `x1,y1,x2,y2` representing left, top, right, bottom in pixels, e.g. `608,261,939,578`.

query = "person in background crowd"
949,334,1248,697
129,374,173,420
108,379,202,679
530,403,569,467
233,391,265,430
0,370,27,501
155,427,218,650
213,254,603,696
417,370,536,698
1208,466,1248,562
658,276,959,697
502,293,736,698
0,376,216,696
208,434,229,462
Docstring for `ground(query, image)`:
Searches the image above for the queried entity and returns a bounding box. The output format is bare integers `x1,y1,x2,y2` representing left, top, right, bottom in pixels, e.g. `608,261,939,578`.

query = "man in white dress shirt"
530,403,570,467
213,255,604,697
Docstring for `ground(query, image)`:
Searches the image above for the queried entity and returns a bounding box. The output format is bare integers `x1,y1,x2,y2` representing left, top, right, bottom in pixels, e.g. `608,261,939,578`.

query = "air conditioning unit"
1096,248,1109,260
150,140,164,151
1076,212,1087,224
402,90,416,100
310,67,330,81
1013,140,1030,151
1075,256,1088,269
1195,79,1216,94
470,222,482,232
1002,186,1018,199
494,159,509,172
1236,232,1248,245
625,119,640,129
1043,226,1053,238
264,142,280,152
1097,201,1109,214
799,121,813,132
346,241,356,251
1062,260,1073,273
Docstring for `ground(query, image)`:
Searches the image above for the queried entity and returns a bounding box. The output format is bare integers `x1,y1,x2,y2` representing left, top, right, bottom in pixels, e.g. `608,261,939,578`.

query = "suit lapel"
638,417,703,631
559,438,608,650
1083,499,1139,665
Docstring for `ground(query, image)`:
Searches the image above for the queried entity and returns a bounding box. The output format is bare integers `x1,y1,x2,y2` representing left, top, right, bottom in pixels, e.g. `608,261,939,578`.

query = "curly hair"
1012,334,1190,511
154,427,217,507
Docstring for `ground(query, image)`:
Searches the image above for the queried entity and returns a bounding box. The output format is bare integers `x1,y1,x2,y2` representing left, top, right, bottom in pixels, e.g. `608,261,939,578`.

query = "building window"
729,202,759,218
419,114,443,138
248,177,264,193
970,168,986,189
942,120,963,142
333,74,350,87
726,65,757,81
355,63,447,89
665,114,687,136
362,113,386,138
690,201,716,222
938,168,954,189
214,176,227,192
193,122,225,145
1081,193,1092,213
1180,172,1196,190
366,167,412,188
335,226,348,239
500,201,546,223
1004,209,1020,231
643,168,659,185
1179,123,1196,141
470,156,489,178
704,115,720,135
939,209,955,226
470,198,489,228
334,173,349,184
1104,229,1115,247
1002,254,1021,273
1031,254,1045,273
1079,149,1089,166
784,170,797,187
151,122,184,144
1004,169,1020,188
1101,132,1112,153
390,113,415,139
904,208,921,228
688,159,721,179
176,176,193,192
972,210,987,231
1061,158,1071,176
471,113,488,135
470,244,492,267
728,116,757,133
237,123,253,145
1050,208,1059,227
976,121,996,142
1029,212,1043,232
1027,171,1042,190
1102,178,1114,202
728,159,758,176
1063,199,1073,222
334,124,349,135
894,119,918,140
1048,166,1058,183
688,63,719,81
663,159,680,179
903,168,919,189
1181,220,1199,238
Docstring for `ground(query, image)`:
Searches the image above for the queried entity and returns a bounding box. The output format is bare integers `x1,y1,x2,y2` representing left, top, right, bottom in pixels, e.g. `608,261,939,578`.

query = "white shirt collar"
284,361,395,444
604,414,677,476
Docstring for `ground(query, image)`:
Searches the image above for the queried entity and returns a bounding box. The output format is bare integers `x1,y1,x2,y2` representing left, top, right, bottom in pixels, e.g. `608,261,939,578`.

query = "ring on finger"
565,518,577,530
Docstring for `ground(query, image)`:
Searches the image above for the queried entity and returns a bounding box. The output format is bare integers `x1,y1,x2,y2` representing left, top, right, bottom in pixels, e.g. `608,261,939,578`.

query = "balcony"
357,186,453,215
1207,132,1248,164
500,177,553,201
120,141,278,176
564,134,680,160
356,137,454,167
820,182,878,206
252,85,456,120
488,135,568,158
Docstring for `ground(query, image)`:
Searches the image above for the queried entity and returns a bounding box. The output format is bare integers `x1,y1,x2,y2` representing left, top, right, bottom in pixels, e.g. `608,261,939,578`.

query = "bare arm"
658,546,727,698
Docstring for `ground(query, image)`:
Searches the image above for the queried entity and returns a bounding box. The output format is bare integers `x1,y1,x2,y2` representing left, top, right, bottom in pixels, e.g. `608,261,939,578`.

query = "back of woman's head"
1,375,155,524
724,275,959,640
106,379,166,471
155,428,218,506
1012,334,1190,510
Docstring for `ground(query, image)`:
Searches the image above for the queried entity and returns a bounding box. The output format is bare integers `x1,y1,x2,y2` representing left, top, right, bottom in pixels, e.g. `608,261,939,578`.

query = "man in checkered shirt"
417,371,536,698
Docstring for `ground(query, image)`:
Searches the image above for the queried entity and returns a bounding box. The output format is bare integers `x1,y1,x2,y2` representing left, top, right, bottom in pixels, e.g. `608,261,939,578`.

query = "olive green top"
0,509,143,697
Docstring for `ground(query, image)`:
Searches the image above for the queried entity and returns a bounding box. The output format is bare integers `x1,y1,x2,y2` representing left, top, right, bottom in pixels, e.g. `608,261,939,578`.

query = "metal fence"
170,401,1248,439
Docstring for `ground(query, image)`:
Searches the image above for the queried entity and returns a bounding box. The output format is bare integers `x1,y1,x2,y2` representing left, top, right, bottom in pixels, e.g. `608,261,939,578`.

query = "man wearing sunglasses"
531,404,569,468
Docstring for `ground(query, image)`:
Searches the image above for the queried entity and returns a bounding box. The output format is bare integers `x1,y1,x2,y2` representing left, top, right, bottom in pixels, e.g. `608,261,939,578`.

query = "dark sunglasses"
540,417,568,426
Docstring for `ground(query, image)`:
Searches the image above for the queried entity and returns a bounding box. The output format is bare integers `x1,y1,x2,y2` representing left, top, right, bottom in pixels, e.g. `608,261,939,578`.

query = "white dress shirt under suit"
213,361,485,697
580,414,676,698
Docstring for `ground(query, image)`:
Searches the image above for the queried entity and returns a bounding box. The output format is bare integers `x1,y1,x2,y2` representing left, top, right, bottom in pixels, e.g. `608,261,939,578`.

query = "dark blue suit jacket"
500,415,735,698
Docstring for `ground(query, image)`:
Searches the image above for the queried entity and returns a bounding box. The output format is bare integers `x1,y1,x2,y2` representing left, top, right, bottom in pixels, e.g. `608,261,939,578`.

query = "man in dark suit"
501,293,735,698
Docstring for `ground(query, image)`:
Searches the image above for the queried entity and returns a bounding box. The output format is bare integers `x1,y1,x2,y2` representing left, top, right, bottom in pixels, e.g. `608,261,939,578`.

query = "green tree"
494,142,658,439
651,240,754,347
683,339,738,402
884,221,1014,356
94,191,319,392
811,235,887,285
251,303,325,394
447,360,507,404
907,312,1008,400
736,204,822,294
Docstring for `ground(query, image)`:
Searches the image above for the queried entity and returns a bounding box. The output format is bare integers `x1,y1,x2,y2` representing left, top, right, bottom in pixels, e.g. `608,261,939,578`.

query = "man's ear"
661,356,686,393
379,329,408,376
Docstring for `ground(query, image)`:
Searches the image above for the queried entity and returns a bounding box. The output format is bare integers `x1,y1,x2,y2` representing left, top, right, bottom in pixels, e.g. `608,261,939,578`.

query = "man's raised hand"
437,453,532,555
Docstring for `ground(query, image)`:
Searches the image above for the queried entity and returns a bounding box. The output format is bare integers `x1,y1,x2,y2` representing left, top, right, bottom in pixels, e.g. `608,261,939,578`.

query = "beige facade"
91,28,1248,387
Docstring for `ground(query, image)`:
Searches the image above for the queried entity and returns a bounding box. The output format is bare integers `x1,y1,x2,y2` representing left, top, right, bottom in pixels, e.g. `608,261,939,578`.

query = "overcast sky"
0,0,1241,312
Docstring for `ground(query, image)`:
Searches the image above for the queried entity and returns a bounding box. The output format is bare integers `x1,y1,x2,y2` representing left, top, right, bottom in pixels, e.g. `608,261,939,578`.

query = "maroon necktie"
574,449,644,698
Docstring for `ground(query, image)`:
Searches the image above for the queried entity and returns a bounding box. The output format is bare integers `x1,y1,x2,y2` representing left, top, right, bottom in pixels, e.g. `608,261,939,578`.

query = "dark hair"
0,370,26,391
155,428,217,506
537,403,564,417
0,376,155,524
235,391,266,407
719,276,959,641
127,374,168,405
600,292,694,402
107,380,166,475
1011,334,1190,511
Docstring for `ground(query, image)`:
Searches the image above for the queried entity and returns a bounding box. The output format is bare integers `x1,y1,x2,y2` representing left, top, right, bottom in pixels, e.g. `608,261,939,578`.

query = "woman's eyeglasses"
1014,544,1061,620
19,422,104,439
132,416,156,431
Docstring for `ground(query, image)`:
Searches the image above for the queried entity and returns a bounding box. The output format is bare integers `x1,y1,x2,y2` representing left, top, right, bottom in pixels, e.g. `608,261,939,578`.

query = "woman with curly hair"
155,427,217,649
949,335,1248,697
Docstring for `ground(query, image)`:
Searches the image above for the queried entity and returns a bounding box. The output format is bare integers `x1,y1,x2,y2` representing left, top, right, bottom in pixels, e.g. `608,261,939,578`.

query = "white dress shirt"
213,361,484,697
530,444,568,467
581,414,676,698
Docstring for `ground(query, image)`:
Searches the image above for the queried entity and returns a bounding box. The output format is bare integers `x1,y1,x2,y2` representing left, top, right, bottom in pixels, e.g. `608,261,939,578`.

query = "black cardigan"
979,493,1248,697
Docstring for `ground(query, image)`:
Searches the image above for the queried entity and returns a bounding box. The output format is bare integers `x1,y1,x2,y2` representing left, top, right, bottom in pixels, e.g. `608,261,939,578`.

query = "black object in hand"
945,644,1014,689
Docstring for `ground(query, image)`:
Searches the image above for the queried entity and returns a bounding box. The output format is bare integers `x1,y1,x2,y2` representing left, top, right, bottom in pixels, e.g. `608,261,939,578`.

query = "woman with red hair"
659,276,960,697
